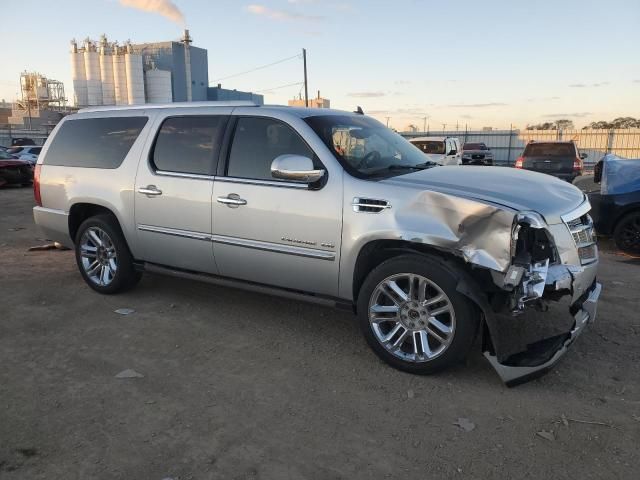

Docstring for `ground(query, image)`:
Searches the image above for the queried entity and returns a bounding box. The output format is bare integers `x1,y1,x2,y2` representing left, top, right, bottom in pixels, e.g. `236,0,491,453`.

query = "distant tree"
583,117,640,129
406,124,418,132
554,119,574,130
526,122,556,130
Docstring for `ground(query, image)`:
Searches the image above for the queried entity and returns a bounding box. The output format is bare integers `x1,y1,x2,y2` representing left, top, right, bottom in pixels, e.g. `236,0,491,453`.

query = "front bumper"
484,281,602,387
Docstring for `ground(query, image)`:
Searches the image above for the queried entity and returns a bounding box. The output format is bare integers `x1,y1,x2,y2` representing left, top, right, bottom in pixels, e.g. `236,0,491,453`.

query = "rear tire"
74,214,141,294
613,211,640,255
357,254,479,375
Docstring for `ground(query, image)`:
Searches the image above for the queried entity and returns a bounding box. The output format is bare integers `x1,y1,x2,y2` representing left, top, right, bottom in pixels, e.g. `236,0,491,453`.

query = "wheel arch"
351,239,490,308
68,202,124,244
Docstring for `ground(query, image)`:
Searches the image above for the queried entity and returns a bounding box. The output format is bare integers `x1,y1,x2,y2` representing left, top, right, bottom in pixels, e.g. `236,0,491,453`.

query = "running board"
140,262,352,310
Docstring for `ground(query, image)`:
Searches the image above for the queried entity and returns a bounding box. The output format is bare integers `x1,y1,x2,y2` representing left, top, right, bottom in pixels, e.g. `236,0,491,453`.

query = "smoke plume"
119,0,185,25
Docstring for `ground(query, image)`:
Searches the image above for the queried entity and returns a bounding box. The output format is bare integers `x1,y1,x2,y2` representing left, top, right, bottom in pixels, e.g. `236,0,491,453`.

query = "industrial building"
6,72,68,129
288,91,330,109
71,30,262,108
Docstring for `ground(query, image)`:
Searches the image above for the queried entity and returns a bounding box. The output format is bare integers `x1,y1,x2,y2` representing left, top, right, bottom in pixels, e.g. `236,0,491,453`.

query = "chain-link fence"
402,128,640,168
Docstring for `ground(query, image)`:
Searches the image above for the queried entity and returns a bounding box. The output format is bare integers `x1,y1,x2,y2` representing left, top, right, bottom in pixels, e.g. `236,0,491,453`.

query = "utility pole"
422,116,428,133
442,123,447,132
302,48,309,107
385,116,390,127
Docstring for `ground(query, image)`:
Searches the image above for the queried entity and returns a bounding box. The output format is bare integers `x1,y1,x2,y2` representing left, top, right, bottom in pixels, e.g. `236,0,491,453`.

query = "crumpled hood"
381,166,586,224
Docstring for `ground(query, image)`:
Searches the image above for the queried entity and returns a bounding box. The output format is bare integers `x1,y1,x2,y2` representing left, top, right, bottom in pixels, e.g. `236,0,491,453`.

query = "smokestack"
181,29,192,102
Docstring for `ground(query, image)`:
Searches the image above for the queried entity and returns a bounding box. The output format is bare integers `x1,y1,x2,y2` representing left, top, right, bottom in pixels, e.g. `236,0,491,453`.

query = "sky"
1,0,639,130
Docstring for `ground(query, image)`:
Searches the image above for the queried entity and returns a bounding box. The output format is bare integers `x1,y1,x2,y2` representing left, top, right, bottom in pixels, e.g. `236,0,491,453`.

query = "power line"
255,81,304,93
211,53,301,84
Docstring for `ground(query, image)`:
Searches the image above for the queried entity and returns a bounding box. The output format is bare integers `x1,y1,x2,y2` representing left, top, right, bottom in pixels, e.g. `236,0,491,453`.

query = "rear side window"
44,117,147,168
524,143,576,157
31,147,42,155
152,116,227,175
226,117,314,181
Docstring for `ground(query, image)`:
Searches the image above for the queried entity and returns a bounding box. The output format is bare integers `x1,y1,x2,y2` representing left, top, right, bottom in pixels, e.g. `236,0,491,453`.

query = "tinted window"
463,143,487,150
227,117,314,180
7,147,23,154
524,143,576,157
412,140,445,154
44,117,147,168
152,116,226,175
30,147,42,155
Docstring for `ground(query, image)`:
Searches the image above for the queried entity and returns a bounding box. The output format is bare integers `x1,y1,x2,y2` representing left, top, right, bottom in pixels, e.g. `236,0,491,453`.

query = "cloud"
246,4,324,21
347,91,385,98
543,112,592,118
119,0,184,25
446,103,508,108
634,79,640,84
569,82,609,88
460,115,474,119
527,96,560,102
394,80,411,85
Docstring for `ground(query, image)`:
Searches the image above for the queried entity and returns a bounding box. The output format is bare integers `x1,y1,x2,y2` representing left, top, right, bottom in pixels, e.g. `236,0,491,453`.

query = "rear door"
522,143,575,175
211,114,342,296
134,111,231,274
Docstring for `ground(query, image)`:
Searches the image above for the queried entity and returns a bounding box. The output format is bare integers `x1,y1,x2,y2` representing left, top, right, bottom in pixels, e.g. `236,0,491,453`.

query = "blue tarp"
601,154,640,195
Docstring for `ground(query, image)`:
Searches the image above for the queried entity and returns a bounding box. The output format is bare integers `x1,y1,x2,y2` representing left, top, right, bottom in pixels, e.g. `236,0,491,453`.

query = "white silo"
84,39,103,105
112,46,128,105
99,35,115,105
144,69,172,103
70,39,88,107
125,43,145,105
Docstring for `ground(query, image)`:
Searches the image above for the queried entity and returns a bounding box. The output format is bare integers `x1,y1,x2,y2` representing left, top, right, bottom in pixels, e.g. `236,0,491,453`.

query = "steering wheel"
356,151,381,169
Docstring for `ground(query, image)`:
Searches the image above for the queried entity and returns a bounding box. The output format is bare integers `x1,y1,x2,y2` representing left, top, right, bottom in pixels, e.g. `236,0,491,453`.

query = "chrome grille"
564,212,597,264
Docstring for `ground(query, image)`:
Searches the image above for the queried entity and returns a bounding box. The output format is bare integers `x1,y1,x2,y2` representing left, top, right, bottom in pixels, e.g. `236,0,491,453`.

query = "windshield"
463,143,487,150
411,140,446,155
304,115,436,178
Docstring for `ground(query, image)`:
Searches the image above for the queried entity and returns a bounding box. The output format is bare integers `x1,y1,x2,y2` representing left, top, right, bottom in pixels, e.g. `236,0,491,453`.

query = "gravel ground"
1,186,639,480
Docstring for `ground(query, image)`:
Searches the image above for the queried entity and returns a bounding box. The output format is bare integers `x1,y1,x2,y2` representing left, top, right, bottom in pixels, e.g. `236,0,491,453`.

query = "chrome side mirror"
271,154,325,183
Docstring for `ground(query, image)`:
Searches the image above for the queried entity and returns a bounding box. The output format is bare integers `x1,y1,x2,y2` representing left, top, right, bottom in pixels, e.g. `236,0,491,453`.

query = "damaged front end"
481,204,602,386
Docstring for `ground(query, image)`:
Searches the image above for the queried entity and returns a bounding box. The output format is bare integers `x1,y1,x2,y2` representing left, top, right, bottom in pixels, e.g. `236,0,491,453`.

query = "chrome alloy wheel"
79,226,118,286
368,273,456,362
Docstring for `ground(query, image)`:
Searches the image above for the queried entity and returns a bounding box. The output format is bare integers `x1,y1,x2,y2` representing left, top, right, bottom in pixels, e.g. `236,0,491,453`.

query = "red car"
0,149,34,187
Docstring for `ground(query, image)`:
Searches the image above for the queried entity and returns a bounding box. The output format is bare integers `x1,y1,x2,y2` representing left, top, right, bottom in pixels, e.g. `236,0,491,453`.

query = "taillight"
515,156,524,168
34,164,42,207
573,157,583,172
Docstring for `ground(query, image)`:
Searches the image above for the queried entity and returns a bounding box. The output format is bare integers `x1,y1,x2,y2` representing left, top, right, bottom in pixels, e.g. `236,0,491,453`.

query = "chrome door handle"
217,194,247,206
138,185,163,196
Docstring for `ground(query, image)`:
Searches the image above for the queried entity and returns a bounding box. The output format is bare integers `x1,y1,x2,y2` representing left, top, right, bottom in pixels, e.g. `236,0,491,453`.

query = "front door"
135,113,229,274
212,116,342,296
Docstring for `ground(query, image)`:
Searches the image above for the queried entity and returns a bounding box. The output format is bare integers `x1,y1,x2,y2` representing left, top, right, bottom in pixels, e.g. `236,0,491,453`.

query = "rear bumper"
33,206,73,247
484,281,602,387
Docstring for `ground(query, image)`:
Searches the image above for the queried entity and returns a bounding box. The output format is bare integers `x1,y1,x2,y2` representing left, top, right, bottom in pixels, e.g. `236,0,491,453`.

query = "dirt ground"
1,186,639,480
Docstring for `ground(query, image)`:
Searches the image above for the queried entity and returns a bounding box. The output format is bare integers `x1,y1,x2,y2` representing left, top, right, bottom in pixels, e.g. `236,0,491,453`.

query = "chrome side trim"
212,234,335,260
137,224,335,260
33,206,69,216
215,177,308,189
137,224,211,241
154,170,215,181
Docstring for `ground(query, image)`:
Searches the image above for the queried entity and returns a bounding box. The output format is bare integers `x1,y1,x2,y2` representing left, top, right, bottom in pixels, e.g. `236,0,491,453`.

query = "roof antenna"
354,106,364,115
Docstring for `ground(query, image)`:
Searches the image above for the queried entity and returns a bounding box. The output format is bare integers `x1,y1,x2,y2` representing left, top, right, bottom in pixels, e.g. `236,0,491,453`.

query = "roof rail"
78,101,259,113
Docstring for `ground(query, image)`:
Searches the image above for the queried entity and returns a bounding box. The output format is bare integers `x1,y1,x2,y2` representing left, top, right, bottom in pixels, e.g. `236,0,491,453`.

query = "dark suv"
515,141,586,182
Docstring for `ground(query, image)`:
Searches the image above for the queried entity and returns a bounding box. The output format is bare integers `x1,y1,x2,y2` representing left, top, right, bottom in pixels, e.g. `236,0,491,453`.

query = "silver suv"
33,102,601,386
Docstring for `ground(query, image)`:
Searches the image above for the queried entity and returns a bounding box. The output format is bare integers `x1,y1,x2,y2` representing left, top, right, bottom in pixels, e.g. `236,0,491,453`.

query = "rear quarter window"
43,116,148,168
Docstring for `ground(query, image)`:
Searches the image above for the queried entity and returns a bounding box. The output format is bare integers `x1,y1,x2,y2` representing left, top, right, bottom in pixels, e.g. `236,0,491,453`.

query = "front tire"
74,214,141,294
613,211,640,255
357,254,479,375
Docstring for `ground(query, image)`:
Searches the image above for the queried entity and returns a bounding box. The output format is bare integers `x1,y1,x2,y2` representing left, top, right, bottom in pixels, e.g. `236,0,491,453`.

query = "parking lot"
1,185,639,479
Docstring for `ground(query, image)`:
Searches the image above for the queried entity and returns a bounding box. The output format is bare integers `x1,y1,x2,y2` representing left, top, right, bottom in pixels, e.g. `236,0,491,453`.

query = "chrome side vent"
352,197,391,213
